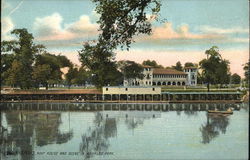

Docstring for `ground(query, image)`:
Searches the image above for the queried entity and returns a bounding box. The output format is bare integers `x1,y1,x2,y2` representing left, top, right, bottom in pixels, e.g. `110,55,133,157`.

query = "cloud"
1,16,14,40
33,13,99,41
200,26,249,34
137,22,223,42
134,22,248,47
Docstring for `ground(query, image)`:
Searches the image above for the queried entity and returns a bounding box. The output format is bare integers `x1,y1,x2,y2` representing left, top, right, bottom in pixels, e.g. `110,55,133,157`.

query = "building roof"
153,68,187,75
3,89,102,95
184,66,197,69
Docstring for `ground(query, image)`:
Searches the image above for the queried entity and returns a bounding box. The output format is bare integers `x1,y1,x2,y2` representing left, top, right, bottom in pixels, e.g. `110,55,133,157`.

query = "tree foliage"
1,28,73,89
199,46,230,91
231,73,241,84
93,0,161,50
184,62,196,67
1,29,39,89
78,0,161,88
118,60,144,80
172,61,183,71
142,60,163,68
243,62,249,83
32,64,52,89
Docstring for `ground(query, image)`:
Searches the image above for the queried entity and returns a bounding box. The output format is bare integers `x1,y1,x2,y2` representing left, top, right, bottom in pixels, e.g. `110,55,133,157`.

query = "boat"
207,109,233,114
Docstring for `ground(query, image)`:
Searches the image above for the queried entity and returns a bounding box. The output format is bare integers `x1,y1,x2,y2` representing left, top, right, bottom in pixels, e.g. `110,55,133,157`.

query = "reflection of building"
124,66,197,86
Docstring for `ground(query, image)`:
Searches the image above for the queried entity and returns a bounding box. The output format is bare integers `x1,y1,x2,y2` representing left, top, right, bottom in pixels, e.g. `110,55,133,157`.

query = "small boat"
207,109,233,114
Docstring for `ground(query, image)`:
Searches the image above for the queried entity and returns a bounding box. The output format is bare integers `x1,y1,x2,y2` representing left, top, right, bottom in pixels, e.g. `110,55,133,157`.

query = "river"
0,103,248,160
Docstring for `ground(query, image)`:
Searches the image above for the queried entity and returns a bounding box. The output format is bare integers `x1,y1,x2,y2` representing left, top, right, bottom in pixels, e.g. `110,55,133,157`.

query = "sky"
1,0,249,77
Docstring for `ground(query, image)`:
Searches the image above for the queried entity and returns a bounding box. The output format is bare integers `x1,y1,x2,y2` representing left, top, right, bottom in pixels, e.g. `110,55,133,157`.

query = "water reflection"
200,113,230,144
79,112,117,159
0,111,72,160
0,103,248,160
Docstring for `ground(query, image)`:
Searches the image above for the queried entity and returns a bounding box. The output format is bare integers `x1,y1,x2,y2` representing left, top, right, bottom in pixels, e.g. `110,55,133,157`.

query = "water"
0,103,248,160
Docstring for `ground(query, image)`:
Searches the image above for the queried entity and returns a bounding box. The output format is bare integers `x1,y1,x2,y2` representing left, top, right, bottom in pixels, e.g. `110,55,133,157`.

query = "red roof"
153,68,187,75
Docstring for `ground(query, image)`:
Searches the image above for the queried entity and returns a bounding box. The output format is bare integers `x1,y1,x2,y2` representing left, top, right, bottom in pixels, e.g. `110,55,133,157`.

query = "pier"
0,90,242,103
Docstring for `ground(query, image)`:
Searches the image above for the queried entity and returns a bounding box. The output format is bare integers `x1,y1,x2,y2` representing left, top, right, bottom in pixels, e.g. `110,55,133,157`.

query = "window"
125,88,128,91
106,88,108,91
152,88,155,91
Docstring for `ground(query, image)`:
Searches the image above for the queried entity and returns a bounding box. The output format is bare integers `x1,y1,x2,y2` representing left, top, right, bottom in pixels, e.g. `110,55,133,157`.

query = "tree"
32,64,52,89
79,0,161,88
5,60,24,88
184,62,196,67
34,53,72,87
79,44,123,88
243,62,249,83
118,60,144,84
73,67,90,86
199,46,230,91
65,66,78,89
1,54,15,85
1,29,45,89
142,60,163,68
231,73,241,84
172,61,183,71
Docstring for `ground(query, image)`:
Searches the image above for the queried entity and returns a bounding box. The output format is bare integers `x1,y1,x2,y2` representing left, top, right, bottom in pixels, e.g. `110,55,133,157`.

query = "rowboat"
207,110,233,114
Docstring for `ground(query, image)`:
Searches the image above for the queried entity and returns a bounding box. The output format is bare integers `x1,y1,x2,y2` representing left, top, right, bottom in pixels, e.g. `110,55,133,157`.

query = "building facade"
124,66,197,86
184,67,198,86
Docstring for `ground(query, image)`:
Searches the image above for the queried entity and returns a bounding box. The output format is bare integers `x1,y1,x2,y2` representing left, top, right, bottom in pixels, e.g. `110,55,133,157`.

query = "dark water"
0,103,248,160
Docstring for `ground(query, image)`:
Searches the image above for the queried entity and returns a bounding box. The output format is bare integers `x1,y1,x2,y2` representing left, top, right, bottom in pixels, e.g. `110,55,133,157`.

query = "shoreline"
0,100,243,104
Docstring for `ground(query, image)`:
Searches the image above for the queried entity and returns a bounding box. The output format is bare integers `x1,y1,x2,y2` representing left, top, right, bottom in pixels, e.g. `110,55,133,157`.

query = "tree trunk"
45,83,48,90
207,82,210,92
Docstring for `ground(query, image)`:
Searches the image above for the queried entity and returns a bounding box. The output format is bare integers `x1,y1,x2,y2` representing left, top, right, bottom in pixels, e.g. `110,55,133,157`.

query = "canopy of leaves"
243,62,249,83
172,61,183,71
199,46,230,89
231,73,241,84
118,60,144,80
184,62,196,67
93,0,161,50
1,29,38,89
142,60,163,68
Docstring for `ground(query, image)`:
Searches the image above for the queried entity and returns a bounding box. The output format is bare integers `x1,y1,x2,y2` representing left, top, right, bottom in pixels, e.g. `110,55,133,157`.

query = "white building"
184,67,198,86
103,86,161,95
124,65,197,86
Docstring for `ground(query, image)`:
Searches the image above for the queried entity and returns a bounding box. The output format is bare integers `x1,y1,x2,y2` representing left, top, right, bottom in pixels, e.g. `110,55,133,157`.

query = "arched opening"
132,82,135,86
182,82,185,86
177,82,181,86
153,82,156,86
172,82,176,85
167,82,171,85
157,82,161,86
162,82,166,85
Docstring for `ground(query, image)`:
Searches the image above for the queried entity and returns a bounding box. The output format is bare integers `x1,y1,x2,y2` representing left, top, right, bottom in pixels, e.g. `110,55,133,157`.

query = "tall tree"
1,29,47,89
79,0,161,88
172,61,183,71
142,60,163,68
231,73,241,84
199,46,230,91
118,60,144,83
